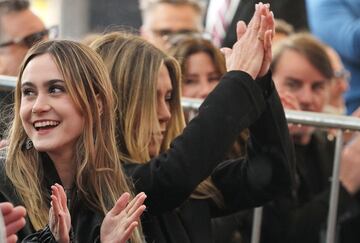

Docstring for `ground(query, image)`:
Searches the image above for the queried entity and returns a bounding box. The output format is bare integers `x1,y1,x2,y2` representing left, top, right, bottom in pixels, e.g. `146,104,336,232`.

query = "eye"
208,74,221,83
49,85,65,94
183,77,198,85
22,87,36,97
312,82,326,92
285,79,301,91
165,92,173,102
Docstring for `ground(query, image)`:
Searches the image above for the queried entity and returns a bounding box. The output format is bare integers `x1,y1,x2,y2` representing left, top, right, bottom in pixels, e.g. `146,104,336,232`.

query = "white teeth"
34,121,60,128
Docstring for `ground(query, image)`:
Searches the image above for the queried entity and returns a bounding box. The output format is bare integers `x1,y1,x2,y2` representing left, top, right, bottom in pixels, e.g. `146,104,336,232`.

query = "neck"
48,150,76,190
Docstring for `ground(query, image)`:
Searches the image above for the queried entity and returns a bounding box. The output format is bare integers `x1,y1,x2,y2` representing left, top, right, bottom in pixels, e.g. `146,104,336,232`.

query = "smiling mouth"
33,121,60,131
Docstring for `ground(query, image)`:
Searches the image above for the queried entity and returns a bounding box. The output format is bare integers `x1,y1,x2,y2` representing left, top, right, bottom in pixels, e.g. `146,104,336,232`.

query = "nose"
32,94,51,113
198,79,213,99
297,87,314,110
158,100,171,124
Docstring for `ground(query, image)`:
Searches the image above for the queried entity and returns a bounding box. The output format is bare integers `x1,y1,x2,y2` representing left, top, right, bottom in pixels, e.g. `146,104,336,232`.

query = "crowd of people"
0,0,360,243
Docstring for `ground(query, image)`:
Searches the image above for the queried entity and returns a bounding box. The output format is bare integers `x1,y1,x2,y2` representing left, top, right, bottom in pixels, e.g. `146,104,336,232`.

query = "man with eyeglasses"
0,0,48,76
139,0,206,50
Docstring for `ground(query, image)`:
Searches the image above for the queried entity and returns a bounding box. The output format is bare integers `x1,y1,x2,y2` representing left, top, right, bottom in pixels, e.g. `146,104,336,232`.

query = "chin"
32,142,55,153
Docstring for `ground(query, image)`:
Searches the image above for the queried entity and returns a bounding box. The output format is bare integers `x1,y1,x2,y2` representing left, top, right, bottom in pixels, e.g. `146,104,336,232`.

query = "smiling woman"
19,54,84,160
0,40,145,242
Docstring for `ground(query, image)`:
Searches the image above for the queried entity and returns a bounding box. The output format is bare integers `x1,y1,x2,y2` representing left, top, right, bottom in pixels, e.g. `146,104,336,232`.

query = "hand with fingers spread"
49,184,71,243
100,192,146,243
0,202,26,243
221,3,274,79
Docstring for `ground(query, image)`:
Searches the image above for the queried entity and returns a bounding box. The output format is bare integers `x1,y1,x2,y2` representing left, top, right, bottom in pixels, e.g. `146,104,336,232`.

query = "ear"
96,94,103,116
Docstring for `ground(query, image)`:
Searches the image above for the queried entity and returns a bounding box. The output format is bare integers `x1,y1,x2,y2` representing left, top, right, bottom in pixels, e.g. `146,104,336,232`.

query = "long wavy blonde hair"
91,32,224,207
5,40,143,242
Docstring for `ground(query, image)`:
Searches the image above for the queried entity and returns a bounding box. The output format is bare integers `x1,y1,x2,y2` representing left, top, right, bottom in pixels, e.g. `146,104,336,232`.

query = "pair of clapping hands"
222,2,275,79
49,184,146,243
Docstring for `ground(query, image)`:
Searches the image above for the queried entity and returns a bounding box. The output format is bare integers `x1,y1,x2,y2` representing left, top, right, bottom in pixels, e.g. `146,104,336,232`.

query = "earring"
22,137,33,150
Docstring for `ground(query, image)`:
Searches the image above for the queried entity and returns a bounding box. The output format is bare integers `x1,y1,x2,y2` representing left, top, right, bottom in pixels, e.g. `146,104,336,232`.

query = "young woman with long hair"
0,40,145,242
90,3,295,243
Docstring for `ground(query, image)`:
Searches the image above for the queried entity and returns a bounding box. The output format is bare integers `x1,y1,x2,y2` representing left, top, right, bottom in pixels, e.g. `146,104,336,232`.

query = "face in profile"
273,49,330,143
148,64,172,157
142,4,201,50
182,51,221,99
0,9,46,76
20,53,84,157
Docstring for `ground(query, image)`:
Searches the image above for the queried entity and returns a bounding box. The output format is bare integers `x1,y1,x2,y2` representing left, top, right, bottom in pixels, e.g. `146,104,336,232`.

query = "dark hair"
271,33,334,80
169,35,226,80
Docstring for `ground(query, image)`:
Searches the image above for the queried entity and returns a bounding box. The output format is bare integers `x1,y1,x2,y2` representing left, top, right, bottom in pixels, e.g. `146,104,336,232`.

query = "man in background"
0,0,47,76
139,0,206,50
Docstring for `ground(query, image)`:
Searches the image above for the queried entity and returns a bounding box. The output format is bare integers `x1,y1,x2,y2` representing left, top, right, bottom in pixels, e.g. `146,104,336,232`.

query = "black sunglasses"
0,26,58,48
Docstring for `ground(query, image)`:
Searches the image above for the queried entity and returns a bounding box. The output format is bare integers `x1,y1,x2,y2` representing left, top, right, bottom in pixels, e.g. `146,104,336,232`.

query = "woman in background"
169,34,248,159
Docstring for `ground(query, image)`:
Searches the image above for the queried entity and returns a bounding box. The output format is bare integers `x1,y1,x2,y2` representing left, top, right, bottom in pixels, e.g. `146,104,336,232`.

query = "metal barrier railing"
2,76,360,243
181,97,360,243
0,75,16,91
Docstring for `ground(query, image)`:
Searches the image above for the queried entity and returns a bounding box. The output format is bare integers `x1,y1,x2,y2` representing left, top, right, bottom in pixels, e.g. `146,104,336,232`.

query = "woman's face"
20,53,84,158
148,64,172,157
182,51,221,99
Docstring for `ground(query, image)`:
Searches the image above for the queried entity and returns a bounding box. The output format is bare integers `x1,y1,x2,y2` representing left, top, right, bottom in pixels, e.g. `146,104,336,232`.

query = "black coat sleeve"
210,73,296,216
124,71,270,215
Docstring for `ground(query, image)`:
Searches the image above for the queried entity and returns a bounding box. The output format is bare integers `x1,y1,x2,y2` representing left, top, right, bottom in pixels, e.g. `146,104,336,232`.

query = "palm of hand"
100,210,129,243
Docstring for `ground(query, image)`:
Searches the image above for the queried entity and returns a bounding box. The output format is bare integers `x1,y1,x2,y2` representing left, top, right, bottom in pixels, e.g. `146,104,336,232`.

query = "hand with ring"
221,2,275,79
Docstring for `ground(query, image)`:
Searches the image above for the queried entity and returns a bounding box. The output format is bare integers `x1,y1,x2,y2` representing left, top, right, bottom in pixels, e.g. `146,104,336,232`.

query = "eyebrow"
21,79,65,88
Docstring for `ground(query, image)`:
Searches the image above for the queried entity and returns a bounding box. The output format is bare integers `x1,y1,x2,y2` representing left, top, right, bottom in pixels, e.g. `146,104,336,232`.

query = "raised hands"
100,192,146,243
49,184,71,243
0,202,26,243
222,2,274,79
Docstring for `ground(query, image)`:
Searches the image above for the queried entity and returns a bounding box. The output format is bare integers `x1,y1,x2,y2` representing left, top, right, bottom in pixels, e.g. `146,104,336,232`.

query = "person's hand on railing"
100,192,146,243
341,107,360,143
49,184,71,243
221,3,273,80
340,134,360,195
0,202,26,243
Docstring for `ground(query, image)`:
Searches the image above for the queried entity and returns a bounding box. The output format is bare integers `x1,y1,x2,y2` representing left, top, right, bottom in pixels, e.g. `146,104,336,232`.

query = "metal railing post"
326,130,344,243
251,207,263,243
0,209,5,243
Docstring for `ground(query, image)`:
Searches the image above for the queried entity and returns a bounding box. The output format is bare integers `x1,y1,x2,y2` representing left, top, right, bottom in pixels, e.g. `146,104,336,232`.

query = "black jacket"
124,71,295,243
0,153,104,243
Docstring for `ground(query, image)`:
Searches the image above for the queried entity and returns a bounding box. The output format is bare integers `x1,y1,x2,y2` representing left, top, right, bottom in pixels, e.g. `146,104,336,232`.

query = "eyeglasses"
151,28,199,39
167,31,213,46
0,26,59,48
334,69,351,82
